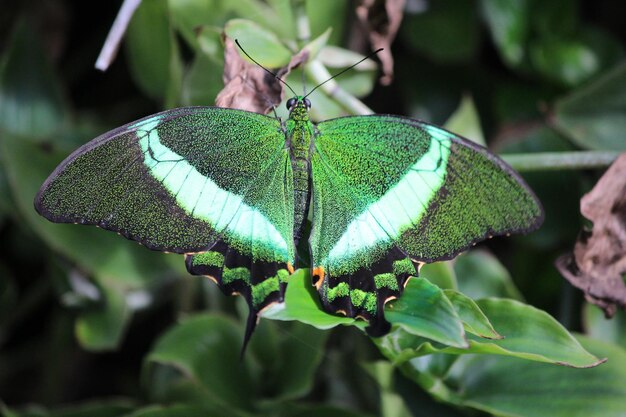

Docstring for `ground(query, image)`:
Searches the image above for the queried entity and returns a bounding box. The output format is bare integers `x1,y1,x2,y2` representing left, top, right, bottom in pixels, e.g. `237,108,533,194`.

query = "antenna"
235,39,298,97
304,48,384,99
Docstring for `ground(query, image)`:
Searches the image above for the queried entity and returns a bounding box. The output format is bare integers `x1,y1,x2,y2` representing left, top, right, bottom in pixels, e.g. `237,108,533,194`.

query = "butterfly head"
286,96,311,110
286,96,311,120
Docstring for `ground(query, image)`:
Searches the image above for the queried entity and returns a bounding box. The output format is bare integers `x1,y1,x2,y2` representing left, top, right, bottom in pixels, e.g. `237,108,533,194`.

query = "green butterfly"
35,76,543,344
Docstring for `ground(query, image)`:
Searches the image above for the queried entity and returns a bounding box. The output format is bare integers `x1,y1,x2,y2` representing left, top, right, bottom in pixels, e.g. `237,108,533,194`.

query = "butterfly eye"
304,98,311,109
286,98,296,110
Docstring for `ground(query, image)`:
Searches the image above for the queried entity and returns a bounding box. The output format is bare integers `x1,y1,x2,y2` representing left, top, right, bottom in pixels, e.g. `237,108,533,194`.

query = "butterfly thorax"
285,97,315,245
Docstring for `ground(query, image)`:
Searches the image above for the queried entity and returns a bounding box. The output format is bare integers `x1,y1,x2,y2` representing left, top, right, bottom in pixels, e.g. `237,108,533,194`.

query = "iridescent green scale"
35,96,543,343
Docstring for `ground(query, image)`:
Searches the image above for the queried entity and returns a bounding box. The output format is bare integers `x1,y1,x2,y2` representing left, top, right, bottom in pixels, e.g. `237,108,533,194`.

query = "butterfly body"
35,96,543,344
285,97,315,244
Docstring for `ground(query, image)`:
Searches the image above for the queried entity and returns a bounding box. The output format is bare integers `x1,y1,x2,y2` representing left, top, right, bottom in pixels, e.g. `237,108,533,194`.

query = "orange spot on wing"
312,266,325,290
287,262,295,274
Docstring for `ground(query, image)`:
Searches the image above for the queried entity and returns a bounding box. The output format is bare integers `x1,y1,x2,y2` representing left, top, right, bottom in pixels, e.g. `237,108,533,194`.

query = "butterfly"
34,55,543,347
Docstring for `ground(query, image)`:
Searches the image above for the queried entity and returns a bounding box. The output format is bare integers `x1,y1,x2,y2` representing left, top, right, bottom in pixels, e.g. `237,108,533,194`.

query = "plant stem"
291,0,373,116
291,0,310,44
502,151,621,172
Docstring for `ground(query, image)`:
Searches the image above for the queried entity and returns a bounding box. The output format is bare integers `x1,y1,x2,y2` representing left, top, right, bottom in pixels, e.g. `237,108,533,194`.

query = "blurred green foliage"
1,0,625,416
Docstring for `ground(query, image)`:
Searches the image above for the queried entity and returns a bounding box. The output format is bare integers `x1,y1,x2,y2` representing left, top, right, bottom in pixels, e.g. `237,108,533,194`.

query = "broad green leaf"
126,0,182,103
74,278,131,351
467,299,602,367
444,95,485,146
529,38,600,86
454,251,524,301
480,0,530,66
262,322,329,401
583,304,626,348
143,314,254,413
378,298,601,368
364,362,412,417
181,51,223,106
385,279,468,348
0,19,66,139
169,0,283,47
446,336,626,417
306,0,348,47
420,262,457,290
553,62,626,150
402,0,479,63
444,290,501,339
262,269,357,330
530,27,623,87
224,19,292,68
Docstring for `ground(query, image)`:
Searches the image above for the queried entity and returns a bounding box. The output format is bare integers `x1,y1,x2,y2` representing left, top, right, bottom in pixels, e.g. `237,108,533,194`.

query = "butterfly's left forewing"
36,107,296,338
310,115,543,336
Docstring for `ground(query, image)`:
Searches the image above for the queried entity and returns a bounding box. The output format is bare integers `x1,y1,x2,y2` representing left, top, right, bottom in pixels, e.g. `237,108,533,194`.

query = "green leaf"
444,95,485,146
273,323,328,400
454,251,524,300
553,62,626,150
420,262,457,290
224,19,292,68
180,26,224,106
169,0,286,49
0,19,66,139
467,299,603,367
306,0,348,47
143,314,254,413
363,362,412,417
74,278,131,351
583,304,626,348
480,0,530,66
385,279,468,348
262,269,357,330
402,0,479,63
378,298,602,368
126,0,182,103
529,38,600,86
443,290,501,339
446,336,626,417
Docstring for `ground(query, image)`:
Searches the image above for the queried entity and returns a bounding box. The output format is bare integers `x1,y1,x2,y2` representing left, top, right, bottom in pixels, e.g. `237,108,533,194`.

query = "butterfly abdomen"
287,117,314,245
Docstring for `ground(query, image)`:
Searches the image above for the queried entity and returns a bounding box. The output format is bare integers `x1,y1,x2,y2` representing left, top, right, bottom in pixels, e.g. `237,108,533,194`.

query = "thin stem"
95,0,142,71
501,151,620,172
291,0,310,45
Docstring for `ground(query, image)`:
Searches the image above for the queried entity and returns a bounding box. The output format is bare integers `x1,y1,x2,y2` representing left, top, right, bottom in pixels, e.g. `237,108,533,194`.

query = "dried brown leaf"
356,0,405,85
215,37,306,113
556,153,626,316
